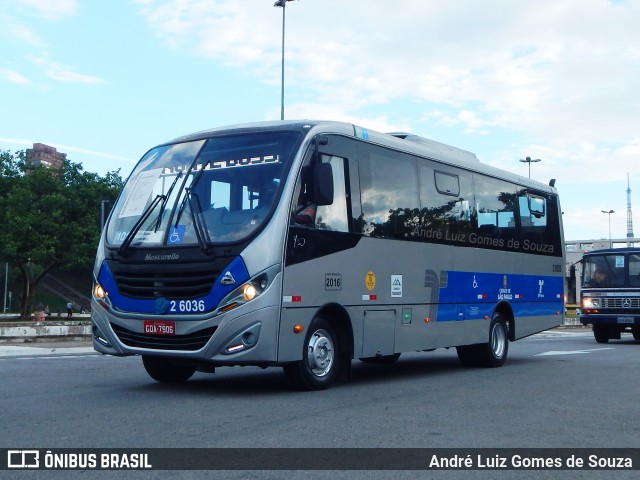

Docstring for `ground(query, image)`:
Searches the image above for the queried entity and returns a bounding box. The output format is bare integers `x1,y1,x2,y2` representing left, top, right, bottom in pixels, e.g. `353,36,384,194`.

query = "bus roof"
162,120,557,194
583,247,640,256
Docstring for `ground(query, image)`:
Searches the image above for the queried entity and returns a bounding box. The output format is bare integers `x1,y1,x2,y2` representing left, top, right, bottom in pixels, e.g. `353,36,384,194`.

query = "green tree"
0,149,123,318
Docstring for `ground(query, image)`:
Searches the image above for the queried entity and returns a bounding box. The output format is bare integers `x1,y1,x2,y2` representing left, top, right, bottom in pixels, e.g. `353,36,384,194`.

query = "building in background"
26,143,66,169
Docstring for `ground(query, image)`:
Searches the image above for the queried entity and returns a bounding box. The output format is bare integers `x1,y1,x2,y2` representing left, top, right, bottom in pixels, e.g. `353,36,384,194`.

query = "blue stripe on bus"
436,271,564,322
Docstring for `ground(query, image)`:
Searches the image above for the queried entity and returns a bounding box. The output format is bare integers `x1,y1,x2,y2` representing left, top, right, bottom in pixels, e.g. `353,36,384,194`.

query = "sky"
1,0,639,242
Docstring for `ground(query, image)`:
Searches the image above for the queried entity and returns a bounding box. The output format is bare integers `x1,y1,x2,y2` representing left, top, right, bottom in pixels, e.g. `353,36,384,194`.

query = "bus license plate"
144,320,176,335
616,317,634,324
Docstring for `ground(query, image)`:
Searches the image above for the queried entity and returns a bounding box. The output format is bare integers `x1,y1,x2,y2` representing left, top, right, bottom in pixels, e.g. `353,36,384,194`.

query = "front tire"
142,356,196,383
283,317,340,390
593,325,610,344
632,327,640,343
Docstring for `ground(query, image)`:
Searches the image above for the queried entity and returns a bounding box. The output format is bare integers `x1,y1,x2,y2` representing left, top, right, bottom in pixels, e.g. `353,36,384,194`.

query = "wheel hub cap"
307,329,334,377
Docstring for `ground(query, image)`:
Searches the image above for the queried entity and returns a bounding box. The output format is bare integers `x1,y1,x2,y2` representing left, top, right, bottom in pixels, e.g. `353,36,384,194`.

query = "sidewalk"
0,314,91,344
0,314,93,356
0,341,95,357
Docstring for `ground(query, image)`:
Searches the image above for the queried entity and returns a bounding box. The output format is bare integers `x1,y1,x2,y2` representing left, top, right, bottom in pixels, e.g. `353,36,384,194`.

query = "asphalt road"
1,328,638,480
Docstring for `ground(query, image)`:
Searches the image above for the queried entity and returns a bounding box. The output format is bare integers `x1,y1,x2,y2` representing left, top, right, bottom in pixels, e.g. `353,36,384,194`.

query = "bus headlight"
242,284,258,302
219,273,269,313
217,265,279,314
94,283,106,300
582,298,599,308
93,280,112,309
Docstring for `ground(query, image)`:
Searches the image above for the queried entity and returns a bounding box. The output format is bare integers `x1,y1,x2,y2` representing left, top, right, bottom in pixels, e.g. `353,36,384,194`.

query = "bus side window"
419,162,473,243
474,176,518,244
358,145,419,239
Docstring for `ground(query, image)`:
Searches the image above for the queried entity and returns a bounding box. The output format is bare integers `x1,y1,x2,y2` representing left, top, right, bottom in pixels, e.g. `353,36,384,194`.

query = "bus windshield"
106,131,300,248
582,253,633,288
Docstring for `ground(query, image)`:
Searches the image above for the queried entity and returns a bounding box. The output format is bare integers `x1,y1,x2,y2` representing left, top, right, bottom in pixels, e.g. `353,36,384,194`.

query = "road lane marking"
535,348,614,356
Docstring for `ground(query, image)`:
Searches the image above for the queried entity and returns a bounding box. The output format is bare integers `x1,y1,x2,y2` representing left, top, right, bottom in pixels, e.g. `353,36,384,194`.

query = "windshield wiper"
174,187,211,252
118,194,164,256
153,170,183,231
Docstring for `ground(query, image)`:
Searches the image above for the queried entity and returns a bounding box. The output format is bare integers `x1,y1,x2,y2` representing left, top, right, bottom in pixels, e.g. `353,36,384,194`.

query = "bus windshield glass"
582,253,630,288
106,131,300,248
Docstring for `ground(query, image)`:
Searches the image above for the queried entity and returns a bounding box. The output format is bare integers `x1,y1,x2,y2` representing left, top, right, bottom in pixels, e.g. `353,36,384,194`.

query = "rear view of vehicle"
580,248,640,343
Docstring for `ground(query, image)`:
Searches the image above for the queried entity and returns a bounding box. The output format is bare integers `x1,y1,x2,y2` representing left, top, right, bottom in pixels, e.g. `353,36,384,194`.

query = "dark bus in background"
580,248,640,343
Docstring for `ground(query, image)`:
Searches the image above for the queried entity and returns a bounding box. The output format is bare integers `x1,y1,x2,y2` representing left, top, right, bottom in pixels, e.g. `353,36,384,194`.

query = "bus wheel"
456,314,509,368
359,353,401,364
456,344,481,367
485,315,509,367
593,325,610,344
142,356,196,383
283,317,339,390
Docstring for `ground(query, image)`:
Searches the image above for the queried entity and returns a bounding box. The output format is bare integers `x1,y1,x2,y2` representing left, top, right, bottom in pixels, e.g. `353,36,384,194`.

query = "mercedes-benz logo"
622,298,631,308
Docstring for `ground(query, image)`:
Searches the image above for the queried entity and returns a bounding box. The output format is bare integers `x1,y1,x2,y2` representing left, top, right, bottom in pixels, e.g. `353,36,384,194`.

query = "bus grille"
601,298,640,308
108,261,219,300
111,323,217,351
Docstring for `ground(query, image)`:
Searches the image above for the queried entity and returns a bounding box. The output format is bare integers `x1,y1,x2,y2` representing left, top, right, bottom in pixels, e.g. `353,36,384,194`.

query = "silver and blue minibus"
91,121,565,389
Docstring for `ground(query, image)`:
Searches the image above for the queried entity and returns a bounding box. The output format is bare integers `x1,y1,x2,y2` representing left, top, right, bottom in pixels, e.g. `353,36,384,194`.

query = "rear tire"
283,316,340,390
456,344,481,367
142,356,196,383
456,313,509,368
593,325,610,344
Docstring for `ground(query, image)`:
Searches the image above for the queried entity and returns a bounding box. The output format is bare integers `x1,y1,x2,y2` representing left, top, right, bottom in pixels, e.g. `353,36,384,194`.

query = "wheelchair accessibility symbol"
168,225,186,244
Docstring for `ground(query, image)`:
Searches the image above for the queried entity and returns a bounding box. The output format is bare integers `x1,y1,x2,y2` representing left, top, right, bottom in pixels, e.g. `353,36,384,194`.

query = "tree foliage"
0,149,123,318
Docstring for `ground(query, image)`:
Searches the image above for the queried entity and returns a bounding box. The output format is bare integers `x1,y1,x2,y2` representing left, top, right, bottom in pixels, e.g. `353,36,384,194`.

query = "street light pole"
3,262,7,314
274,0,294,120
601,209,614,246
519,156,541,179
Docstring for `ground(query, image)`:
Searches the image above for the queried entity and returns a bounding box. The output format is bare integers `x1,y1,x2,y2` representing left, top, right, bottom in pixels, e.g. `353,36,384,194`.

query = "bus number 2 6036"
169,300,206,312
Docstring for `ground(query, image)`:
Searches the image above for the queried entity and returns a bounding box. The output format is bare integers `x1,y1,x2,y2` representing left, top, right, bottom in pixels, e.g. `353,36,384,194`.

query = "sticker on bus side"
365,271,376,291
325,273,342,290
391,274,403,298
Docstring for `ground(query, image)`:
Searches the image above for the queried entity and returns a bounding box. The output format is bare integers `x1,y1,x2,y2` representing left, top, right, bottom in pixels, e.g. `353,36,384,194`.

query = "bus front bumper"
90,300,281,367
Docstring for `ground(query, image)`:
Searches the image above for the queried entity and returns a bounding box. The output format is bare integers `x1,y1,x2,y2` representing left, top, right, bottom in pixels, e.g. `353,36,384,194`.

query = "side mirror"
528,195,546,218
312,162,334,206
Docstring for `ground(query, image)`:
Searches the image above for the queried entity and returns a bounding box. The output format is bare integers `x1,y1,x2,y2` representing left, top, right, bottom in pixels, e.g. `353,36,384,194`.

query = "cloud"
30,57,106,85
16,0,78,20
54,143,133,163
0,137,133,163
133,1,640,140
130,1,640,206
0,68,32,86
2,22,44,46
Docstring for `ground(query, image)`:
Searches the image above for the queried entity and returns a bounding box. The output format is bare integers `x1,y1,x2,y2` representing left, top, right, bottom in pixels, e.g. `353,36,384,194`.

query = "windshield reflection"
106,131,299,248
